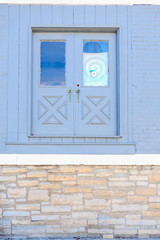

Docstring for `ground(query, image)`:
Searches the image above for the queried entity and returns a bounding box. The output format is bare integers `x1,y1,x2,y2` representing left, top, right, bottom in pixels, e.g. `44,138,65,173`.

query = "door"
74,33,116,136
31,32,116,137
32,33,74,136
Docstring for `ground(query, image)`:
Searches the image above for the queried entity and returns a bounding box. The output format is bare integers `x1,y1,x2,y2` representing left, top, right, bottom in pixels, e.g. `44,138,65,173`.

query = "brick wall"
132,6,160,153
1,165,160,238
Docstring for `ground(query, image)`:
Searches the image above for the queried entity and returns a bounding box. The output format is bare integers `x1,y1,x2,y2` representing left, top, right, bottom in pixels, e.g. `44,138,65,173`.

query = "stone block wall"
1,165,160,238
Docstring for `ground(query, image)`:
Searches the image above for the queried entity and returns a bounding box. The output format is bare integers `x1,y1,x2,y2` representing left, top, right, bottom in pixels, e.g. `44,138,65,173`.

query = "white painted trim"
0,154,160,165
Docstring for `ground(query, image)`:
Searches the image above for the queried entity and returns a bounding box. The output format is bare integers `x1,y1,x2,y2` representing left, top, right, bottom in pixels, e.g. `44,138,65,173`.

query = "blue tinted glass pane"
41,41,65,86
83,41,108,87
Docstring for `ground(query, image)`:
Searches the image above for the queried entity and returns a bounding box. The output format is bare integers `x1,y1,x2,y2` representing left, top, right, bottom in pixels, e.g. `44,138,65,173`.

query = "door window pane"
40,41,66,87
83,41,108,87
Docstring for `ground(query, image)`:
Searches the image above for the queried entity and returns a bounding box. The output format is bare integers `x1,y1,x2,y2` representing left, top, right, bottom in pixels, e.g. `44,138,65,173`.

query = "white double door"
32,32,116,137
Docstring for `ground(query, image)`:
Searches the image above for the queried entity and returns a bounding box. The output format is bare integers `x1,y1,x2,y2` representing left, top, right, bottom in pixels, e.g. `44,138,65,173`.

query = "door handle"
68,88,72,102
76,88,80,103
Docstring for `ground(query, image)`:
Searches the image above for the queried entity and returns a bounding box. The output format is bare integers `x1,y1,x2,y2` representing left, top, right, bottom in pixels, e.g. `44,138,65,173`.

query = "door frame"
28,26,125,140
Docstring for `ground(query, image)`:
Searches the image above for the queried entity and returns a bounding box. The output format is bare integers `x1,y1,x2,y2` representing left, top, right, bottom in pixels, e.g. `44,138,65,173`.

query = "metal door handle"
76,89,80,103
68,88,72,102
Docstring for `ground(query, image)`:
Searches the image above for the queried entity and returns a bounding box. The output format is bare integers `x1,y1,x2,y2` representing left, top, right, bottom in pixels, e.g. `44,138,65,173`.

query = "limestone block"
31,215,59,221
28,190,49,201
18,180,38,186
42,206,71,213
48,174,76,181
3,211,29,217
0,176,16,181
27,171,47,178
2,167,27,173
136,188,156,196
12,225,45,236
63,187,91,193
8,188,26,198
16,204,40,210
112,204,141,212
72,211,98,219
51,193,83,205
85,199,110,210
128,196,148,202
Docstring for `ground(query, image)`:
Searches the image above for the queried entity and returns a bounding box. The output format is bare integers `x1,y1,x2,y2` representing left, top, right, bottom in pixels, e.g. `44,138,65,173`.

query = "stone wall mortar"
1,165,160,238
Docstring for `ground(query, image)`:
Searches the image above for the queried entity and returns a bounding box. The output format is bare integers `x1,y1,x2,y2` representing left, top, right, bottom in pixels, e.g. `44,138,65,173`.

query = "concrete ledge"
0,154,160,165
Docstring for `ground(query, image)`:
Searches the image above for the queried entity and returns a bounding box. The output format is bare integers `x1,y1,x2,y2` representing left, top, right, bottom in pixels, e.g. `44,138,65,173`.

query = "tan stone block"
108,182,135,187
99,218,125,225
149,196,160,202
136,188,156,196
61,218,87,227
78,179,106,185
18,174,27,179
149,184,157,188
136,181,148,186
48,174,76,181
114,169,128,174
77,166,93,173
51,193,83,205
112,204,141,212
138,229,160,235
60,166,77,173
0,176,16,181
0,199,14,205
77,173,94,177
2,167,27,173
8,188,26,198
46,226,78,234
94,190,126,197
12,220,30,225
126,214,141,219
39,183,61,190
27,171,47,178
63,186,91,193
88,218,98,225
16,204,40,210
103,234,114,239
129,176,148,181
126,220,156,226
62,181,76,185
72,211,98,219
112,199,126,204
42,206,71,213
114,229,137,236
142,211,160,217
72,205,84,211
18,180,38,186
150,175,160,182
128,196,148,202
108,177,128,181
28,190,49,201
85,199,110,210
88,228,113,234
149,203,160,209
130,170,138,175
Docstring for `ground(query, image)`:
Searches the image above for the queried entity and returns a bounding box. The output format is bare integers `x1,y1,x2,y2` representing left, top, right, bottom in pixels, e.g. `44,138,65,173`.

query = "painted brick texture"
132,6,160,153
1,165,160,238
